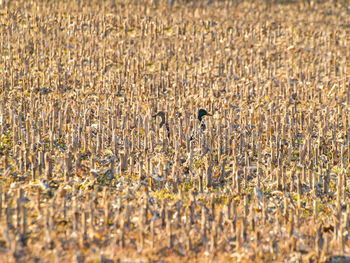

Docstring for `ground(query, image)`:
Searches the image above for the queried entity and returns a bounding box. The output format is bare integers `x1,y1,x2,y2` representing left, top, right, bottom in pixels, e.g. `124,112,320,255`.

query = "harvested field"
0,0,350,262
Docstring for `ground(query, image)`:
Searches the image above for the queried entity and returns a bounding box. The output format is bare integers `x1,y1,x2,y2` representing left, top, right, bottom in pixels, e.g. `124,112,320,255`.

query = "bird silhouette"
190,109,212,141
152,111,170,139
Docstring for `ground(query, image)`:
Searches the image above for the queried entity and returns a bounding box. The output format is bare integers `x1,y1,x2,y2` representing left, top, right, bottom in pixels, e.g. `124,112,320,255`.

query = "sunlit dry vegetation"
0,0,350,262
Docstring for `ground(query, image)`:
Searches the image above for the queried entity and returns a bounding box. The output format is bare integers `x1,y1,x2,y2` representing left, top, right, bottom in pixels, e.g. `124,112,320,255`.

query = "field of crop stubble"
0,0,350,262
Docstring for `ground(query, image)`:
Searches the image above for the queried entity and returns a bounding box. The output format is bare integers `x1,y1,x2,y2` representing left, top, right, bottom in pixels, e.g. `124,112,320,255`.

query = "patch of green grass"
1,130,13,151
152,187,177,201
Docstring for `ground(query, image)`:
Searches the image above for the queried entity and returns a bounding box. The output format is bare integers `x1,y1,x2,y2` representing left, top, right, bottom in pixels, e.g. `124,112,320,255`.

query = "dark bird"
190,109,212,140
198,109,212,124
152,111,170,139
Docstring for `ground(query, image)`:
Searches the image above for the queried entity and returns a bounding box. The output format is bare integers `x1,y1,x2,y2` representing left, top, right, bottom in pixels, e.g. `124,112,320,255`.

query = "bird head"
152,111,166,128
198,109,212,122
